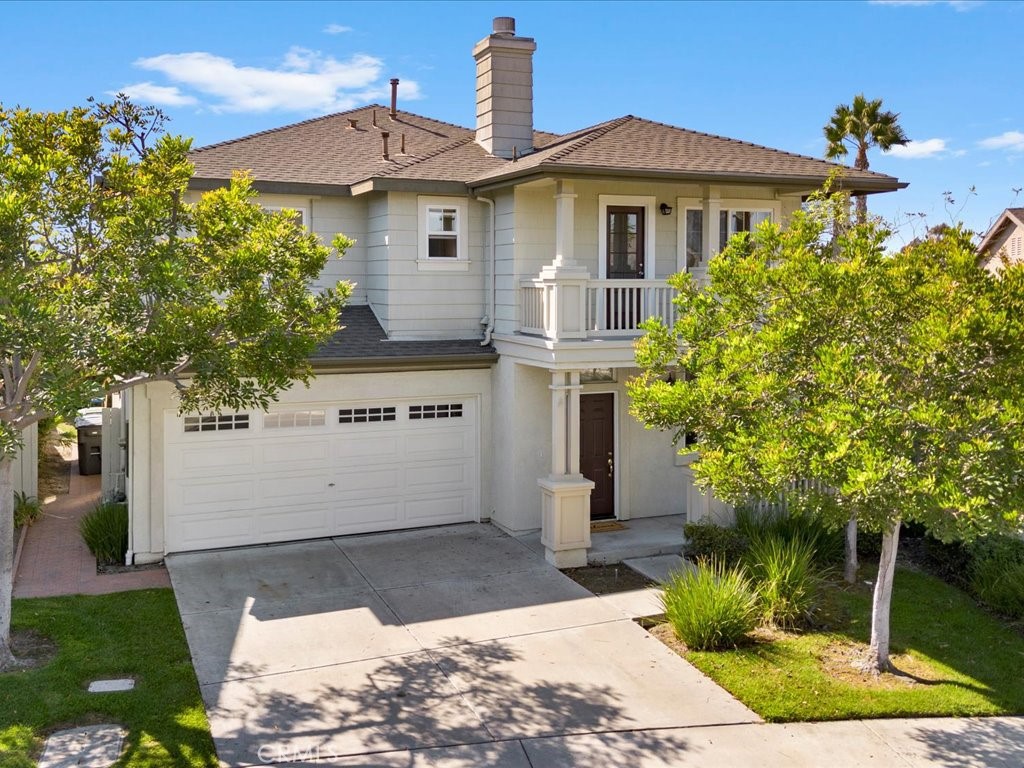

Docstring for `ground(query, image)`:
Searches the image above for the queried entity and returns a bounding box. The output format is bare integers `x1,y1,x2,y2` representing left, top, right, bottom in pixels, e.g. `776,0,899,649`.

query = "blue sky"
4,0,1021,244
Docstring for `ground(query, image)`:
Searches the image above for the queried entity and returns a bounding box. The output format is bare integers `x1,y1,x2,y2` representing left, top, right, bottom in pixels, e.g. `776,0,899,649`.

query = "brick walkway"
14,461,170,599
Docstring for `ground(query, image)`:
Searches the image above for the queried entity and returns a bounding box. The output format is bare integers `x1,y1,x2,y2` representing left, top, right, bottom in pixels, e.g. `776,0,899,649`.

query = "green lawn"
0,589,216,767
672,567,1024,722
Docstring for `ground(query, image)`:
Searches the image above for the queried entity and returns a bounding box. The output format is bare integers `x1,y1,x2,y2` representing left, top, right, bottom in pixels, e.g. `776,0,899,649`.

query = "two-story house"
120,18,904,568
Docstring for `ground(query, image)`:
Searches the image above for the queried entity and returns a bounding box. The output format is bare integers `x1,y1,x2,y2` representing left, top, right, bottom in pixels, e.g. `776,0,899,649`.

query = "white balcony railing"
586,280,677,336
518,277,676,340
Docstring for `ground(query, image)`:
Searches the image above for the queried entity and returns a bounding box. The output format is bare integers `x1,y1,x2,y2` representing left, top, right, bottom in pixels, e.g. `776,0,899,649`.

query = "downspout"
476,195,496,345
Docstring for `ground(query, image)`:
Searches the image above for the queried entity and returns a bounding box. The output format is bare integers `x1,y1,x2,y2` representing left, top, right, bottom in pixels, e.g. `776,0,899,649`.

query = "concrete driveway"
168,523,756,766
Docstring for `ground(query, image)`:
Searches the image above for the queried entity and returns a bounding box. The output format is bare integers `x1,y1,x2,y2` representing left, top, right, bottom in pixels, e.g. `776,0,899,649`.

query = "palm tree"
824,94,908,223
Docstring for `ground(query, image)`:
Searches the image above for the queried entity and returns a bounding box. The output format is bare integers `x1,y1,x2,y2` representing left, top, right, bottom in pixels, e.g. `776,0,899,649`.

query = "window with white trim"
418,197,469,269
684,208,703,269
263,205,309,229
184,413,250,433
719,209,772,250
264,409,326,429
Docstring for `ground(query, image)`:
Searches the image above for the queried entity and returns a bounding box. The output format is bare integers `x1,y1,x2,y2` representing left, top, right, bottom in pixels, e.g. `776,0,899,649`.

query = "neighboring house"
121,17,904,567
978,207,1024,273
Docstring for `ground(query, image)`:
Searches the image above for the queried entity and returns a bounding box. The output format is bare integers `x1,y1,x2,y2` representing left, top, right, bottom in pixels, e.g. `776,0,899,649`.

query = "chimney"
390,78,399,118
473,17,536,159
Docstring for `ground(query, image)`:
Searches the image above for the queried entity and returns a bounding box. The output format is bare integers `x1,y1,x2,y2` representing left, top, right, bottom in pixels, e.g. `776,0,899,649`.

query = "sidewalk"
13,461,170,598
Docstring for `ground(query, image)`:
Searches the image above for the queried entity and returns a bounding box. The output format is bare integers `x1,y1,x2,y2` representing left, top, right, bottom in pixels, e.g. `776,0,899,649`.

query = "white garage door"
163,397,479,552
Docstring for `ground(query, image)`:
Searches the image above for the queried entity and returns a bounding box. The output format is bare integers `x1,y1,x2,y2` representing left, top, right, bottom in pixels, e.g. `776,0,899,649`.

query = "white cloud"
979,131,1024,152
323,23,352,35
111,81,197,107
886,138,947,159
122,47,420,114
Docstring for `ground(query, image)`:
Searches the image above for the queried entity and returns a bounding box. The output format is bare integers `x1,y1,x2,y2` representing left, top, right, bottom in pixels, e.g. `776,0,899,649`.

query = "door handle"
607,456,614,477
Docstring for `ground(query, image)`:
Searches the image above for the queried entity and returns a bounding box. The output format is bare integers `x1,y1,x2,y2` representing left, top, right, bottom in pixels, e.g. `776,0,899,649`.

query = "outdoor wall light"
659,203,673,216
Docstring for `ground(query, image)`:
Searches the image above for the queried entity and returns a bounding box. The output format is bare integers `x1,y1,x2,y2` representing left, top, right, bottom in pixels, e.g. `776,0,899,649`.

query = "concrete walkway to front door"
167,523,756,766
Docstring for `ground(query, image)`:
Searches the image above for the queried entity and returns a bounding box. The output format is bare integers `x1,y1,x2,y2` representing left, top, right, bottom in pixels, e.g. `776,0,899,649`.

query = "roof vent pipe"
372,109,378,128
381,131,390,160
347,118,358,130
390,78,399,118
400,133,406,154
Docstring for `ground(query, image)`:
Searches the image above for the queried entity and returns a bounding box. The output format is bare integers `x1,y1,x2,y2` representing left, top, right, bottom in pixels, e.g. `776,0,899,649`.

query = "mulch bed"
562,563,656,595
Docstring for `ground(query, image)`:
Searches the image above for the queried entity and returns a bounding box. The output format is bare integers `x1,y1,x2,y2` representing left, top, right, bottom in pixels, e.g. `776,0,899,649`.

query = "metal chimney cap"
492,17,516,36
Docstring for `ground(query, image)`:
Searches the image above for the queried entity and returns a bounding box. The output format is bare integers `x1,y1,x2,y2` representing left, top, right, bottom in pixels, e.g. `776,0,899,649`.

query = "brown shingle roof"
189,105,475,189
311,306,496,366
470,115,901,189
189,108,903,194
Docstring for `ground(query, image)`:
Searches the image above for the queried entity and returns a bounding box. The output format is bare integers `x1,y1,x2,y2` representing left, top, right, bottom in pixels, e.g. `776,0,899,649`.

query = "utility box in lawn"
75,408,104,476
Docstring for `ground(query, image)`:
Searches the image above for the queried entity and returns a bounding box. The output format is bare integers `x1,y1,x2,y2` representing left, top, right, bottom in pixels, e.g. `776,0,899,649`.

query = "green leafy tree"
629,188,1024,673
824,94,908,224
0,98,352,668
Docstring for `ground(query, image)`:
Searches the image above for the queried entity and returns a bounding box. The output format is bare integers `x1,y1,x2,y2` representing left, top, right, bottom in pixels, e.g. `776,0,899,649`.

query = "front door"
606,206,645,329
580,393,615,520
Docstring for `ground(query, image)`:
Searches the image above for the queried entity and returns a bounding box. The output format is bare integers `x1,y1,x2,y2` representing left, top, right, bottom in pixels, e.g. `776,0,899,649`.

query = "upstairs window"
427,207,459,258
418,197,469,270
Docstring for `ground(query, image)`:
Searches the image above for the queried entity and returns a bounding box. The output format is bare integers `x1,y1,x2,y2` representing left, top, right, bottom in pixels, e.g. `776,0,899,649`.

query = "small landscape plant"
743,534,821,629
661,559,759,650
80,501,129,566
969,535,1024,620
683,520,748,566
13,491,42,528
735,506,843,567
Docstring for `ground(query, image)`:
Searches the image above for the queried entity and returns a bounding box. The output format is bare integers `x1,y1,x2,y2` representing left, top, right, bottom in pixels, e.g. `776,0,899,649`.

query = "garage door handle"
328,482,336,487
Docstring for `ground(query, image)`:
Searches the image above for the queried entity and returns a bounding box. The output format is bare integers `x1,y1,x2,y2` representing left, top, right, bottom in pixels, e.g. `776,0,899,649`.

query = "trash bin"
75,408,104,476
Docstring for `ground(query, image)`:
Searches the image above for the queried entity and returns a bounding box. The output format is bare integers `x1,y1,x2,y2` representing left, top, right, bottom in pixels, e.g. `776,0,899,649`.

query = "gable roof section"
469,115,902,191
188,105,475,193
188,108,903,196
978,207,1024,255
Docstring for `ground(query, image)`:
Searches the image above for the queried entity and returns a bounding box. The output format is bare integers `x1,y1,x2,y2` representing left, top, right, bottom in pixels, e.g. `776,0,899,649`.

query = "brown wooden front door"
606,206,645,330
580,393,615,520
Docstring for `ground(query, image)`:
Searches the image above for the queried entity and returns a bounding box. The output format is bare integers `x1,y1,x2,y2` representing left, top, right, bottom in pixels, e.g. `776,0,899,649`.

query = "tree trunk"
0,455,18,669
866,519,901,674
855,194,868,225
844,513,859,584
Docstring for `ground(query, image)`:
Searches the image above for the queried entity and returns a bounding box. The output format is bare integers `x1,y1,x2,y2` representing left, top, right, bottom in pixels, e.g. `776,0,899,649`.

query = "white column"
553,180,577,268
702,185,721,265
539,369,593,567
539,181,590,340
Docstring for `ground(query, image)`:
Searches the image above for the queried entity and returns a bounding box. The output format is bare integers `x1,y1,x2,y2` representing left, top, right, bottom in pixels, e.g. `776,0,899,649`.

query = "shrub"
920,534,972,589
743,534,821,629
683,520,748,566
969,535,1024,619
735,506,843,567
80,501,128,566
661,559,759,650
13,491,43,528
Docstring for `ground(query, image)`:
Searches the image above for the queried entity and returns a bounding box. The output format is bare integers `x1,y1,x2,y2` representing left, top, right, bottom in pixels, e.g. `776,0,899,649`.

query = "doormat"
591,520,627,533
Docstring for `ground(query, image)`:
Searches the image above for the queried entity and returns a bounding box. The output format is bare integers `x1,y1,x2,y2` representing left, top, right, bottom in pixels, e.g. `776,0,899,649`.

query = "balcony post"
539,369,593,567
538,180,589,339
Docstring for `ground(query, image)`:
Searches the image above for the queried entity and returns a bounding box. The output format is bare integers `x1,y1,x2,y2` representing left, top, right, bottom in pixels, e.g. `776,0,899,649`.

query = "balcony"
519,278,677,340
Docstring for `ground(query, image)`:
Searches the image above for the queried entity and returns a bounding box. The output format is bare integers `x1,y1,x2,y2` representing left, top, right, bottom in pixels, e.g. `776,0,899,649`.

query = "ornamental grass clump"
661,559,759,650
743,534,821,629
80,501,128,566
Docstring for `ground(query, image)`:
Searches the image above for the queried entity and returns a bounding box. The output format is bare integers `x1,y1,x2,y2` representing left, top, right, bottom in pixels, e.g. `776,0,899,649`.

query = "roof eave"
349,178,471,196
469,163,906,195
310,352,498,373
188,177,354,197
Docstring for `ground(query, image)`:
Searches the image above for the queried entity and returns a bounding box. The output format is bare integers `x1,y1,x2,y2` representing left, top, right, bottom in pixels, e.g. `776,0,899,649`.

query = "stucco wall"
490,359,551,533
